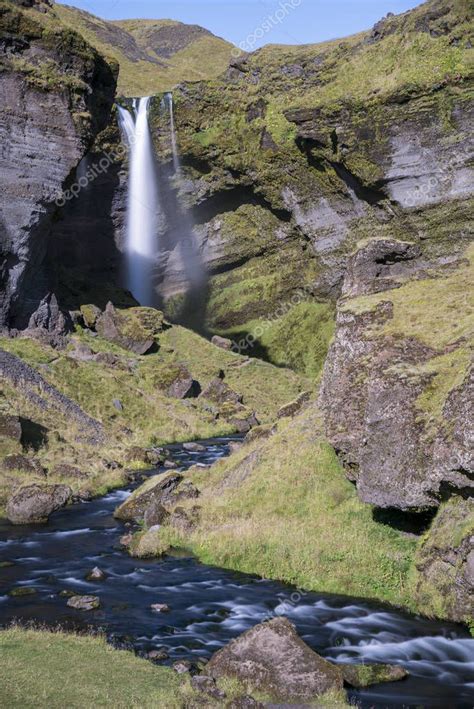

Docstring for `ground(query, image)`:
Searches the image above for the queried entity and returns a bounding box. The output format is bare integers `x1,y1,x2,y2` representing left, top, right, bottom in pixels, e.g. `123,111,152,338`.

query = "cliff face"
149,0,472,371
0,0,117,328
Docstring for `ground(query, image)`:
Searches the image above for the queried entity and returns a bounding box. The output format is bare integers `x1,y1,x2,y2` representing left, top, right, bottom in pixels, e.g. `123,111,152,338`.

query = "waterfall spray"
117,97,159,306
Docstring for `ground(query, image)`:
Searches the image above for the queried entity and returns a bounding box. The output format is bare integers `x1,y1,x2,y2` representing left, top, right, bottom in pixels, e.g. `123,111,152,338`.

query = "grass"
159,406,417,607
0,627,188,708
54,6,233,96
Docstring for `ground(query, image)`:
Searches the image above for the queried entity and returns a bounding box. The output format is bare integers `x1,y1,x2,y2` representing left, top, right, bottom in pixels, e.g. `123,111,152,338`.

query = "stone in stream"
114,472,183,522
205,617,343,701
85,566,107,582
8,586,37,597
146,648,169,661
182,441,206,452
67,595,100,611
150,603,171,613
6,483,71,524
340,662,408,687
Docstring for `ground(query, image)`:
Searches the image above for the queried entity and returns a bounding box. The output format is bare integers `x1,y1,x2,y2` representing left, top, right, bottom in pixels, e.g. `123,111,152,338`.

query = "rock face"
6,483,71,524
319,238,473,511
206,618,343,702
114,472,183,522
0,1,117,328
413,496,473,622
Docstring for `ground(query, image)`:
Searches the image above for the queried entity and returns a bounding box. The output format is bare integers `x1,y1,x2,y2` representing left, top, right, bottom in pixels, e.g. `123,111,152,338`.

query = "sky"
60,0,423,49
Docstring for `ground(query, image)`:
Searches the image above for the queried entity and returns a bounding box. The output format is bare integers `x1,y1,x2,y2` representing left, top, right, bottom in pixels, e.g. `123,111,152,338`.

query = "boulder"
6,483,71,524
173,660,192,674
191,675,226,700
147,649,169,661
165,365,201,399
200,378,243,405
50,463,88,480
2,454,45,477
114,472,183,522
85,567,107,582
277,391,311,419
67,595,100,611
183,442,206,452
211,335,233,351
144,501,169,528
80,304,102,329
0,414,22,442
206,617,343,701
96,303,158,355
169,505,201,534
27,293,73,346
340,663,408,687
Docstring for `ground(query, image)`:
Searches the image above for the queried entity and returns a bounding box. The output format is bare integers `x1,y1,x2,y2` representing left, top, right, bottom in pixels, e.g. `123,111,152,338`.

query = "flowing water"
117,97,159,306
1,438,473,709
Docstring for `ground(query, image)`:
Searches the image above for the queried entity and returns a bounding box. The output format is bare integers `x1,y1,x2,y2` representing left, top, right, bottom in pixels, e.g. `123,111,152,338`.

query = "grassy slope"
0,628,187,708
0,317,307,515
159,407,417,608
55,5,233,95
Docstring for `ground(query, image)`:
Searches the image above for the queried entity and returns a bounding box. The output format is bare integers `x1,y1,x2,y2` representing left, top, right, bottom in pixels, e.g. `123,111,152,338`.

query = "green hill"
55,4,234,96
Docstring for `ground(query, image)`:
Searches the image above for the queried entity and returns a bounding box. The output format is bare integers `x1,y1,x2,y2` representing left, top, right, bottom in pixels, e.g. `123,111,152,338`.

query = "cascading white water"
117,97,158,306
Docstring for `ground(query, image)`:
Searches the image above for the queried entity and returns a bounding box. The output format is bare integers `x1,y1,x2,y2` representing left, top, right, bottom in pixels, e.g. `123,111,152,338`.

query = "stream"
1,437,473,708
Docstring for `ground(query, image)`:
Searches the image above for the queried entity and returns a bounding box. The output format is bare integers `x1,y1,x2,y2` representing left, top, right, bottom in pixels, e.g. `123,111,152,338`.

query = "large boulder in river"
114,472,183,522
206,617,343,701
6,483,71,524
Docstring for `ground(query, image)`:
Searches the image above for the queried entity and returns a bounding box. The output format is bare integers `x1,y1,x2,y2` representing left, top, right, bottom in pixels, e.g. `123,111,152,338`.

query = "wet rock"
211,335,233,351
119,533,133,547
0,560,15,568
0,414,22,442
2,454,45,477
340,663,408,687
85,566,107,582
147,649,169,661
173,660,192,674
277,391,311,419
206,617,343,701
164,459,178,469
151,603,171,613
191,675,226,700
67,594,100,611
114,472,183,522
58,589,76,598
6,483,71,524
144,501,169,528
8,586,37,597
183,441,206,452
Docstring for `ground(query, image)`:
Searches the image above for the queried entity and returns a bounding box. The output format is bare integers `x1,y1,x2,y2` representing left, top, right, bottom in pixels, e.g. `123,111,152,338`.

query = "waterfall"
117,97,158,307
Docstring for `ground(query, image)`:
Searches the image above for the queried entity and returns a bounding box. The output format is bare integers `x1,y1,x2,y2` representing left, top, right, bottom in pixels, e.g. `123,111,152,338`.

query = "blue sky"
60,0,422,48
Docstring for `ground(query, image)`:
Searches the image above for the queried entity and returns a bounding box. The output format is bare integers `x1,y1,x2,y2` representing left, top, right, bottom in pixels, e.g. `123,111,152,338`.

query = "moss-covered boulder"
6,483,71,524
96,304,163,355
206,617,343,701
340,663,408,688
114,472,183,522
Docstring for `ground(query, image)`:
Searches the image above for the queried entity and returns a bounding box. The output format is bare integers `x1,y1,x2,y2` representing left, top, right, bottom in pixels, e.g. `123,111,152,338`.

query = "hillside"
56,4,234,95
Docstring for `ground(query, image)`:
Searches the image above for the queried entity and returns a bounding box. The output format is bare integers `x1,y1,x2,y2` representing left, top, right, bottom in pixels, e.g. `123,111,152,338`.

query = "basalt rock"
6,482,71,524
96,303,157,355
206,617,343,701
26,293,73,347
320,238,473,511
